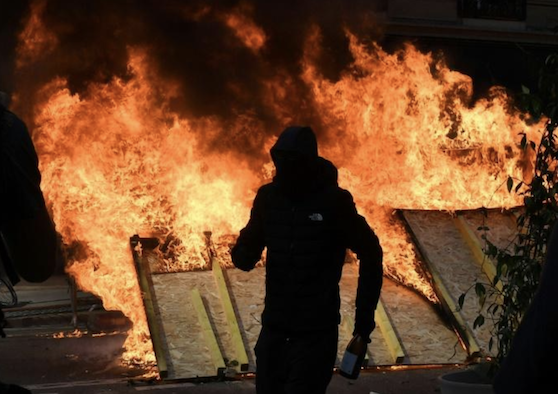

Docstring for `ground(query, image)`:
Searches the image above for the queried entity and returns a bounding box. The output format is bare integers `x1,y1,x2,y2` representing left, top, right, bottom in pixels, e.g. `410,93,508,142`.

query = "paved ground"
0,332,459,394
7,365,457,394
0,275,463,393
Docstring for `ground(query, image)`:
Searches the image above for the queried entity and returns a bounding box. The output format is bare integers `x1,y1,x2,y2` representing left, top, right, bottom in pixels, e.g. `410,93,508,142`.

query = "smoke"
0,0,31,96
3,0,385,159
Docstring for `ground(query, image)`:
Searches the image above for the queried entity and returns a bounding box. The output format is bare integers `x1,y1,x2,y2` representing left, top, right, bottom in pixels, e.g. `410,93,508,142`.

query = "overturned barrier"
131,208,519,379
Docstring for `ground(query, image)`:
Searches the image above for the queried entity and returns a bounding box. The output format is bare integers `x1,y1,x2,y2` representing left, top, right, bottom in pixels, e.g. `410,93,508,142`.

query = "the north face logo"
309,213,323,221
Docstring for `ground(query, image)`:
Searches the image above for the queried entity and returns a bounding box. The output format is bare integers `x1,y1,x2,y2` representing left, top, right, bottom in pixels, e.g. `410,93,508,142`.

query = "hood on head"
270,126,317,163
270,126,322,196
0,92,10,110
317,157,338,187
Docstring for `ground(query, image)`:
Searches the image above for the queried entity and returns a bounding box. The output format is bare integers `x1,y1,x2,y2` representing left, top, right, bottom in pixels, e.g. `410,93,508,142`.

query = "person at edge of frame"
0,91,57,394
231,125,383,394
493,219,558,394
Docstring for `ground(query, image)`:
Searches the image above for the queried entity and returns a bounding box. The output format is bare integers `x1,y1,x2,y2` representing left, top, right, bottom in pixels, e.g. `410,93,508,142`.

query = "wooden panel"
375,300,405,364
134,222,488,379
401,210,493,355
339,264,393,366
212,260,249,371
453,215,500,291
225,268,265,368
459,210,518,251
339,263,464,364
380,279,468,363
191,288,226,376
130,236,168,378
151,272,218,378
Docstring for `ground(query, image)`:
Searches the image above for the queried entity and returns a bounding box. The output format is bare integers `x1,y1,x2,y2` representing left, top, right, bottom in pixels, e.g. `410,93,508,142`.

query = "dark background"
1,1,555,140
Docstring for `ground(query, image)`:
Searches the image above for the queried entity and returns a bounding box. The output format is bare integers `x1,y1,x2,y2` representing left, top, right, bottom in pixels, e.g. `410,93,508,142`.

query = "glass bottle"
339,334,367,379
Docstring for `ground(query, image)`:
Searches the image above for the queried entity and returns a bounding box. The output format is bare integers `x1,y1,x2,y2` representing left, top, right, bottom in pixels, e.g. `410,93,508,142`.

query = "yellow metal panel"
423,259,481,355
212,260,250,371
191,287,226,374
131,236,168,378
375,300,405,364
453,215,502,292
397,212,482,357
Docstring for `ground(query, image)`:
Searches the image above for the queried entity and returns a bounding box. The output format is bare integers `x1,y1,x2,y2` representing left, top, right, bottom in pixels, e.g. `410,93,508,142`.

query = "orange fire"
14,3,542,364
30,51,259,363
224,5,267,52
16,0,57,69
301,29,540,298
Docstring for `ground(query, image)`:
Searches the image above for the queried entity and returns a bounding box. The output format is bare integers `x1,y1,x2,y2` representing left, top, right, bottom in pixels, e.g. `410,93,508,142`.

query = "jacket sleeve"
339,190,383,340
0,111,57,283
231,189,266,272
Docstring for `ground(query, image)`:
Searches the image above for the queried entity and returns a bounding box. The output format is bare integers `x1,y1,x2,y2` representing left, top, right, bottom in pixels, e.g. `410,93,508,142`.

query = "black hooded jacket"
0,106,56,283
231,126,383,337
0,108,44,223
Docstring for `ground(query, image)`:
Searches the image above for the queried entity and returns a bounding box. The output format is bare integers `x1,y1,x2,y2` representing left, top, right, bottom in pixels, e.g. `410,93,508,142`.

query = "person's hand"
353,328,372,344
359,334,371,344
353,319,374,344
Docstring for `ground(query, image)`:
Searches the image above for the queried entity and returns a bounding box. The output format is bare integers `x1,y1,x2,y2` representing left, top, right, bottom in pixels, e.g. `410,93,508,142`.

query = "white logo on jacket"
308,213,323,221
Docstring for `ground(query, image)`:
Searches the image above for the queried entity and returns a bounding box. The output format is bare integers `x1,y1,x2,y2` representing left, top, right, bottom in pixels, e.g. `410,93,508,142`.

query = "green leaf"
502,264,508,276
458,293,466,310
475,283,486,298
532,98,542,116
486,243,498,257
470,56,558,364
492,275,501,287
473,315,485,329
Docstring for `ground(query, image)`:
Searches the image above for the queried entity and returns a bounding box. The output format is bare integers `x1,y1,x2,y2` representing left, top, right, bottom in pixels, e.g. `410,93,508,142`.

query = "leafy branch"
460,53,558,371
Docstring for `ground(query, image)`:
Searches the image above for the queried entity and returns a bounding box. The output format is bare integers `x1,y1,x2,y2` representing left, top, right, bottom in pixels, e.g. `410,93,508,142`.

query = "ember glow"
15,0,56,69
12,1,542,364
224,6,267,52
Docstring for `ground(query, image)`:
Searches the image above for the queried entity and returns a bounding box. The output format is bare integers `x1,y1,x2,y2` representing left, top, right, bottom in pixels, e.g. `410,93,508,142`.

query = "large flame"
224,4,267,52
32,51,259,362
14,3,542,364
301,29,539,297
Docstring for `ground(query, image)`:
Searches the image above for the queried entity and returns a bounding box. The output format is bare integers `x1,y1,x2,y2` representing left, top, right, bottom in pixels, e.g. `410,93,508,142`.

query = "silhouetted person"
0,92,56,394
0,93,56,284
231,126,383,394
0,383,31,394
493,221,558,394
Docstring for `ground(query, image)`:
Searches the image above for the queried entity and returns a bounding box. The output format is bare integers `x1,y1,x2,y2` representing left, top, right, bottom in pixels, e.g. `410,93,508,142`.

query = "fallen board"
150,270,238,378
133,237,471,379
340,264,466,365
459,210,519,252
400,209,520,356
